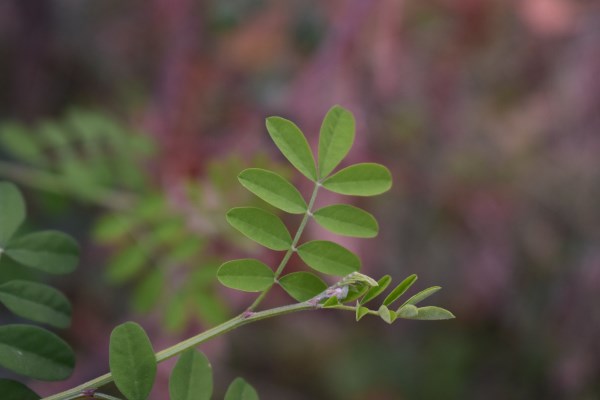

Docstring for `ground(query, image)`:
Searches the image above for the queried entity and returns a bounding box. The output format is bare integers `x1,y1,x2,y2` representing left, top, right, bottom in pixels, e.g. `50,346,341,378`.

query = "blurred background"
1,0,600,399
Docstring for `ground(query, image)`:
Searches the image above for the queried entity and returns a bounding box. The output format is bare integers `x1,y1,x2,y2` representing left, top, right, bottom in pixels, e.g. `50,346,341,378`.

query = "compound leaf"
217,259,274,292
297,240,360,276
265,117,316,181
322,163,392,196
313,204,378,238
279,271,327,302
318,105,355,179
0,182,25,246
0,324,75,381
109,322,156,400
226,207,292,251
0,379,40,400
414,306,455,320
360,275,392,305
383,274,417,306
224,377,259,400
4,231,79,274
238,168,307,214
169,349,212,400
0,280,71,328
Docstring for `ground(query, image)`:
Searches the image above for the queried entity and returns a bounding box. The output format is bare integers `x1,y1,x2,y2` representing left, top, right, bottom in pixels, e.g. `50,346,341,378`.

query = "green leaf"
0,182,25,246
0,280,71,328
360,275,392,305
279,272,327,302
265,116,316,181
226,207,292,251
322,163,392,196
169,349,212,400
93,214,138,243
342,285,369,303
238,168,307,214
297,240,360,276
400,286,441,308
414,306,455,320
217,259,275,292
313,204,378,238
224,377,259,400
4,231,79,274
397,304,418,319
378,305,396,324
355,304,370,321
382,274,418,306
106,246,147,283
322,295,341,308
0,379,40,400
132,270,163,313
318,105,355,178
0,324,75,380
109,322,157,400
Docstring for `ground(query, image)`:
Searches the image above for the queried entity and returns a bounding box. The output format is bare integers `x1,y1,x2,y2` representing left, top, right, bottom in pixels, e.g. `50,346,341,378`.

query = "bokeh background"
1,0,600,399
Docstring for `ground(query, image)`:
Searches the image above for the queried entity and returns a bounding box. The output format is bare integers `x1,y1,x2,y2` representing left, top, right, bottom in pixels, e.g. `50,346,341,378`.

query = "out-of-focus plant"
0,105,452,399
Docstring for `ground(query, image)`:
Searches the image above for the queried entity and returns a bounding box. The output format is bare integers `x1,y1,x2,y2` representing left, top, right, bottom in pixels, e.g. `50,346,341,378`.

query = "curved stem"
247,181,320,311
42,302,317,400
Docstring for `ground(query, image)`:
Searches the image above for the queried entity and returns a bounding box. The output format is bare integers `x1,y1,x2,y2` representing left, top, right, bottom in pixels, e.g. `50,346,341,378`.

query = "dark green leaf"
400,286,441,308
265,117,316,181
217,259,274,292
322,163,392,196
0,182,25,246
224,377,259,400
360,275,392,305
382,274,417,306
313,204,378,238
0,280,71,328
397,304,418,319
109,322,156,400
355,304,370,321
414,306,455,320
4,231,79,274
226,207,292,251
297,240,360,276
169,349,212,400
238,168,307,214
278,272,327,302
0,379,40,400
0,324,74,380
318,105,355,179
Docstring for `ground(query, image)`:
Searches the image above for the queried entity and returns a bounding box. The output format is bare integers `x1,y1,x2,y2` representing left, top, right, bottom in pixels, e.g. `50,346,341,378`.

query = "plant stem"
246,181,320,311
41,302,317,400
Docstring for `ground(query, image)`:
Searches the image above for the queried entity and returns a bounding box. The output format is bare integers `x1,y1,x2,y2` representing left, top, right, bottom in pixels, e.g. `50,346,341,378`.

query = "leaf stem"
41,302,317,400
246,181,320,311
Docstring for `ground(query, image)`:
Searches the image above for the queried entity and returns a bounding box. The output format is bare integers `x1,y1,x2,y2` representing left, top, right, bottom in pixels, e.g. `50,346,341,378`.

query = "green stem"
247,181,320,311
41,302,317,400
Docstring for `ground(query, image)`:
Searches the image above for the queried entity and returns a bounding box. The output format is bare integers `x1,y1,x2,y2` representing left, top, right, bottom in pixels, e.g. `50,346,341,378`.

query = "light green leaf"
106,246,147,283
169,349,212,400
360,275,392,305
322,296,341,308
297,240,360,276
0,324,75,381
93,214,138,243
400,286,441,308
342,285,369,303
382,274,418,306
224,377,259,400
217,259,275,292
278,272,327,302
238,168,307,214
414,306,455,320
0,182,25,246
318,105,355,178
397,304,418,319
313,204,378,238
0,280,71,328
355,304,370,321
0,378,40,400
4,231,79,274
109,322,157,400
132,270,163,313
322,163,392,196
265,117,316,181
378,305,396,324
226,207,292,251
